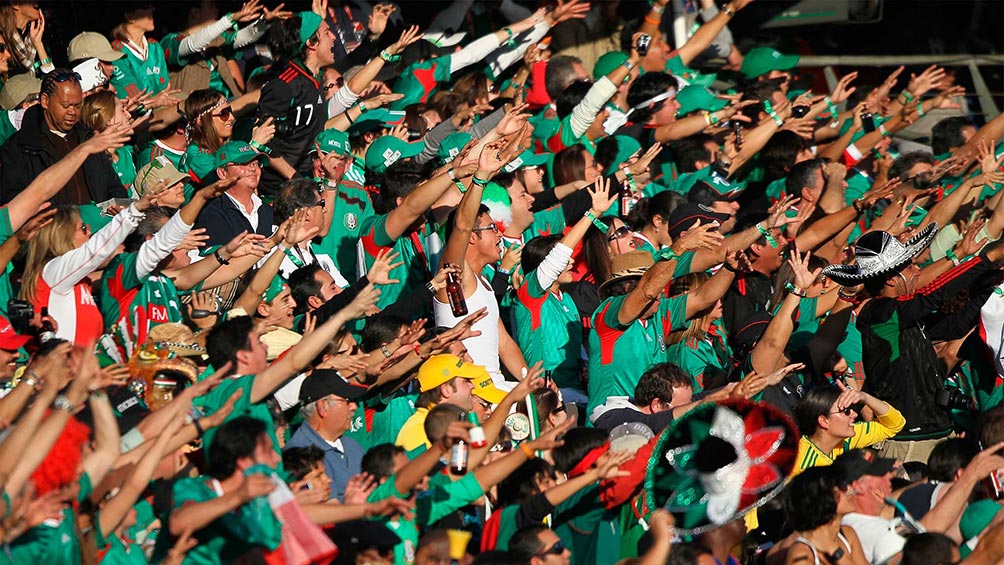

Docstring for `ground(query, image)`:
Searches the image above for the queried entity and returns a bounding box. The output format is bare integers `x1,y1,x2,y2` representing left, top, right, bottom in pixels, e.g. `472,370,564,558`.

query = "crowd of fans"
0,0,1000,564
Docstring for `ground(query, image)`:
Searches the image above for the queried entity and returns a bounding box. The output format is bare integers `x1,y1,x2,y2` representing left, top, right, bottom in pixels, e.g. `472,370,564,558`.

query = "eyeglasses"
212,106,234,121
324,77,344,92
829,407,855,416
534,541,566,557
606,226,631,242
553,404,566,414
473,224,499,234
0,44,8,54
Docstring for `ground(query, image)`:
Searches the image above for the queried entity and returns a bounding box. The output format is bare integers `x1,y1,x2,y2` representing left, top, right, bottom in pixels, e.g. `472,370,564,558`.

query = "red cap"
0,316,31,351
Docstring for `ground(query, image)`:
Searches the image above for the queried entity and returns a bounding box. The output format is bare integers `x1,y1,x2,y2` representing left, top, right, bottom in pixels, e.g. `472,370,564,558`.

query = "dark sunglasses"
0,44,7,54
535,541,565,557
52,70,82,83
212,106,234,120
830,407,855,416
323,77,345,92
606,226,631,242
553,404,566,414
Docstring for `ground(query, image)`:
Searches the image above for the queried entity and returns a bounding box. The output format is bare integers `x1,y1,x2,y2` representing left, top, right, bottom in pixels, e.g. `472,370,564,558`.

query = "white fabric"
433,274,502,382
980,284,1004,378
276,243,349,285
534,242,572,291
274,374,306,411
486,21,550,80
841,513,906,565
234,19,269,49
178,15,235,58
604,105,629,135
43,205,144,294
568,77,618,140
224,191,263,231
326,84,360,119
450,33,502,74
134,211,192,279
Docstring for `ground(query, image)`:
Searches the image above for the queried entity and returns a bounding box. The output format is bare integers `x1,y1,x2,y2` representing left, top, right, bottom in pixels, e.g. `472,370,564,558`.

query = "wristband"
755,222,779,248
585,212,608,232
21,373,41,392
723,4,735,16
644,14,661,25
380,344,392,358
824,96,839,120
519,442,537,459
837,289,862,304
784,281,807,297
622,59,635,71
900,90,915,103
852,198,864,213
249,140,272,155
39,56,52,66
622,167,639,192
90,389,108,400
214,250,231,265
448,168,468,193
763,100,784,126
471,175,490,187
53,395,75,413
945,248,961,266
192,418,205,438
358,100,368,113
426,281,436,294
916,102,926,117
379,50,400,62
413,343,430,360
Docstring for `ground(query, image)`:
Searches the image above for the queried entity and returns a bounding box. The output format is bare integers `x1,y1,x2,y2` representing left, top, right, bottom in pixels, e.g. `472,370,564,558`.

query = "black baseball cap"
328,520,401,550
667,202,730,239
689,180,740,207
299,369,367,404
832,449,897,484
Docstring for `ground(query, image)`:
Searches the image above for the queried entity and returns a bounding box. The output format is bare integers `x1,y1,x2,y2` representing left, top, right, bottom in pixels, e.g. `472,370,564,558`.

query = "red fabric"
600,435,660,509
481,509,503,551
526,61,551,107
31,414,92,495
568,442,610,478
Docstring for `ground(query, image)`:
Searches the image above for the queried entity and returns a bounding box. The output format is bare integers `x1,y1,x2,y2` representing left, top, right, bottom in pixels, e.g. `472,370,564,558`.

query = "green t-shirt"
0,109,20,146
110,38,170,98
315,180,375,278
553,486,622,565
514,266,583,391
391,55,453,110
180,143,218,184
357,214,433,311
112,145,136,191
665,332,730,393
135,140,186,171
587,290,690,416
525,205,566,240
161,29,240,97
94,510,148,565
8,473,92,565
529,108,560,145
194,375,282,464
99,252,192,340
345,392,418,451
0,207,14,316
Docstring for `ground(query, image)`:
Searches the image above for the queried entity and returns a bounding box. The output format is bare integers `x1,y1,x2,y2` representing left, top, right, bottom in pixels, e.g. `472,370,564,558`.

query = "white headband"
630,87,678,112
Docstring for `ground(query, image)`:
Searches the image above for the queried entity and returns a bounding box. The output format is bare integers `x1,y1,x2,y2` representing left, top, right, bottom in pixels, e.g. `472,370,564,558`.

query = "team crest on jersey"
344,212,358,230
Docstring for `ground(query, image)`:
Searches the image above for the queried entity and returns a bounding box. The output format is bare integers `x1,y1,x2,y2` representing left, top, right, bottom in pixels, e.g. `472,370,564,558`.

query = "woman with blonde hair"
0,1,50,76
666,272,731,393
180,88,274,182
20,188,162,346
81,90,137,193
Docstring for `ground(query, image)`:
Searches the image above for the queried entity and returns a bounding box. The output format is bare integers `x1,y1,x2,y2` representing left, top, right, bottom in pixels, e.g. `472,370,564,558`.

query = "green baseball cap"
365,136,423,173
438,132,471,164
314,129,351,156
605,135,642,175
676,86,728,117
594,51,629,80
959,499,1002,558
503,150,550,173
740,47,799,79
348,108,407,136
215,141,268,168
299,11,323,47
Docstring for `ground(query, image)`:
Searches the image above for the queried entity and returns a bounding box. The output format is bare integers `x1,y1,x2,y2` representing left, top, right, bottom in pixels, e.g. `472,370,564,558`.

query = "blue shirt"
285,422,363,501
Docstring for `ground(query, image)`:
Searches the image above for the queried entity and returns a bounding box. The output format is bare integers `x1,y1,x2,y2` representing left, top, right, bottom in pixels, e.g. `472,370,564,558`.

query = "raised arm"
750,250,819,375
675,0,752,66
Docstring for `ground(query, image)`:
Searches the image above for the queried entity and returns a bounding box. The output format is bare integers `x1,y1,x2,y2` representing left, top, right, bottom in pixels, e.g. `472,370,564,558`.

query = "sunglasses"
553,404,566,414
829,407,855,416
52,70,82,84
324,77,345,92
314,199,325,208
0,44,7,54
535,541,566,557
607,226,631,242
473,224,499,234
212,106,234,120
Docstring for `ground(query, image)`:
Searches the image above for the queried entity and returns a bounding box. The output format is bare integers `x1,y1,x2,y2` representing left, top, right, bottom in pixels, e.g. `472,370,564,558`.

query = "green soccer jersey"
315,179,375,278
94,514,148,565
514,267,583,391
110,38,170,99
163,471,282,565
666,332,730,393
526,205,566,240
358,214,433,311
194,375,282,464
180,144,218,183
8,473,92,565
553,486,622,565
345,392,418,451
391,56,453,110
112,145,137,193
0,207,14,316
587,291,689,416
99,252,188,340
135,140,186,171
161,30,240,97
0,109,20,146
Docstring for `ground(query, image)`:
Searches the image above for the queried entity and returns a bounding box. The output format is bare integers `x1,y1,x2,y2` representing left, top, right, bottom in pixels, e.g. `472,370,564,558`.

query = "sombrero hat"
821,224,938,286
599,251,655,293
644,399,799,536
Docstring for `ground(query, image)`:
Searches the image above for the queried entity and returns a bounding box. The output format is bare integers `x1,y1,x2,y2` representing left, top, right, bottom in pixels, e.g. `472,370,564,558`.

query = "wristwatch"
53,395,75,413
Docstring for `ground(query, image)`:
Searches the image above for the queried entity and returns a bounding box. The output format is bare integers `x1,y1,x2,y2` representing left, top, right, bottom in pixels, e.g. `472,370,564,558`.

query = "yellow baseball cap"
417,355,506,405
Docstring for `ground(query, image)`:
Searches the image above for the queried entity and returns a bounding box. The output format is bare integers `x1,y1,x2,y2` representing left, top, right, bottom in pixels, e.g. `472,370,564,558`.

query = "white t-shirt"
841,513,906,564
433,274,502,383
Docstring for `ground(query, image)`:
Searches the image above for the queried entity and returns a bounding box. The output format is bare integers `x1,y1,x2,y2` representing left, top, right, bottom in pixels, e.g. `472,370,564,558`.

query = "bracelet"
248,140,272,155
622,167,639,192
708,111,720,126
214,250,230,265
586,212,608,232
945,248,961,266
379,50,400,63
824,96,839,120
519,442,537,459
192,418,205,438
39,56,52,66
471,175,490,187
53,395,75,413
916,102,926,118
837,290,861,304
900,90,915,103
784,281,807,297
21,374,40,391
358,100,368,113
345,109,355,124
426,281,436,294
380,344,392,359
497,266,511,275
755,222,779,248
723,5,736,17
643,14,661,25
362,503,373,519
852,198,864,213
621,59,635,71
503,27,514,39
762,100,784,126
448,168,468,194
90,389,108,400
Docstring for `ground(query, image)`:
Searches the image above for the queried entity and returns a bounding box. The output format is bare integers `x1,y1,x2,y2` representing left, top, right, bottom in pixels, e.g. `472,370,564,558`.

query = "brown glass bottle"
445,267,468,317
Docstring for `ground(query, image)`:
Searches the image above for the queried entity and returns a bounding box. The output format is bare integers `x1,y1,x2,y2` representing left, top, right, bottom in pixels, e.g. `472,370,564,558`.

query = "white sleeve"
178,15,235,58
449,33,502,74
274,374,306,411
233,19,269,49
532,243,573,290
486,21,550,79
326,84,360,118
429,0,474,33
133,211,193,279
42,205,144,295
569,77,618,139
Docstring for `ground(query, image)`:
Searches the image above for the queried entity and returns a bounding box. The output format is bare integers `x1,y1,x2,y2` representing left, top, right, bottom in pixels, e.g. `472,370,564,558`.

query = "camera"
791,105,810,118
635,34,651,56
860,110,876,133
935,387,975,411
7,299,33,334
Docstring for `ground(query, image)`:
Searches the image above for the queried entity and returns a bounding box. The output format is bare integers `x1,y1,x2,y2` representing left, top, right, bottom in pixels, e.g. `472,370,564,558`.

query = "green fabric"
514,266,584,391
112,145,137,190
99,252,185,334
135,140,185,170
668,167,746,197
180,144,219,183
665,333,730,393
587,291,690,416
0,207,13,316
553,486,622,565
0,110,18,146
162,30,238,97
194,375,282,465
110,39,170,98
529,107,560,144
94,510,148,565
358,214,432,311
491,505,522,550
7,473,92,565
524,205,566,240
391,56,453,110
79,203,113,232
344,393,418,451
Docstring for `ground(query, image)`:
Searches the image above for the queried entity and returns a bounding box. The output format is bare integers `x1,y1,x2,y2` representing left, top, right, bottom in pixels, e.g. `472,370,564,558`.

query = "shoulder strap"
793,537,821,565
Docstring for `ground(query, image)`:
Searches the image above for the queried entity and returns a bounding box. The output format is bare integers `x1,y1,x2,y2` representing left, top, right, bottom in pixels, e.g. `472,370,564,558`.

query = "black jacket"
194,194,275,247
0,105,126,205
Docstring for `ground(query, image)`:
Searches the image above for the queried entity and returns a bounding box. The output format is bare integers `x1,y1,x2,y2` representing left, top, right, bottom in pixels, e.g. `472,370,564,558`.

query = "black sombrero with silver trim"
821,223,939,286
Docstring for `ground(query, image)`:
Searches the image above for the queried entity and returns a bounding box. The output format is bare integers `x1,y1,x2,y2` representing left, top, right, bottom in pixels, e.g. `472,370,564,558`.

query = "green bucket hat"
314,129,351,156
365,136,423,173
215,141,268,169
299,11,323,47
437,132,472,165
676,86,728,117
594,51,629,80
740,47,799,79
643,399,799,536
